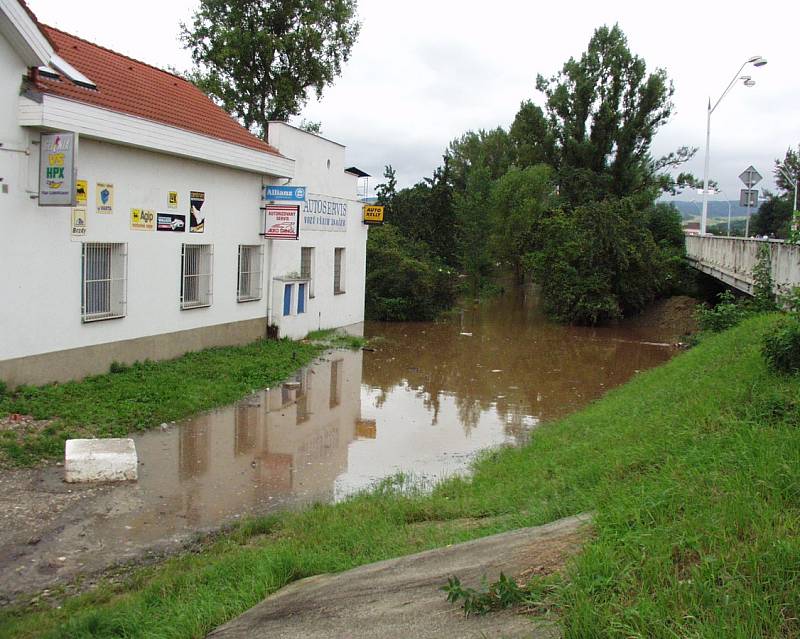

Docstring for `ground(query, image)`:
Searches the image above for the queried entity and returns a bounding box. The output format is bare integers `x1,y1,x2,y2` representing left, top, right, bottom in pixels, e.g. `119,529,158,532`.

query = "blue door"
283,284,292,316
298,283,306,313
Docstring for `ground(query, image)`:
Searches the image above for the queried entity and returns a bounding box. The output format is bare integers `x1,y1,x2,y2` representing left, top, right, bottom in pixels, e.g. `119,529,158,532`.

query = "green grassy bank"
3,314,798,637
0,338,324,467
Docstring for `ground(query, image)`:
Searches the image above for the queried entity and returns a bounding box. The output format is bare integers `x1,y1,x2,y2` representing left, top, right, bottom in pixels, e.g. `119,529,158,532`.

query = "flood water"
93,289,680,545
2,289,683,596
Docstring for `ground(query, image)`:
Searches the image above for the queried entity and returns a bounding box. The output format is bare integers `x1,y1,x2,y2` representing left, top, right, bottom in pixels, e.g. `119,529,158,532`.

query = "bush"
762,317,800,374
365,224,457,321
0,380,7,399
694,290,750,333
109,361,130,374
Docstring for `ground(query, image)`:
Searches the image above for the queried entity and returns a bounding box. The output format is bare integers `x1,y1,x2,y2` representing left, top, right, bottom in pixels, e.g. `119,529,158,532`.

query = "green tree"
181,0,360,137
490,165,553,283
454,166,493,295
774,145,800,195
528,24,685,205
751,193,793,239
448,129,513,192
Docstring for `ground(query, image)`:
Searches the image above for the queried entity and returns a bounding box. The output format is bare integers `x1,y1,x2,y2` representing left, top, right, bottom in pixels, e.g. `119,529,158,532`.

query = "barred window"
181,244,213,309
333,247,345,294
81,242,127,322
300,246,314,297
237,244,263,302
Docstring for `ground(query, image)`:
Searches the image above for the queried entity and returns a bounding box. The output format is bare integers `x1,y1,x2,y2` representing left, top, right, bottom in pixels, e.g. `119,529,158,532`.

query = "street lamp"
776,164,799,216
700,56,768,234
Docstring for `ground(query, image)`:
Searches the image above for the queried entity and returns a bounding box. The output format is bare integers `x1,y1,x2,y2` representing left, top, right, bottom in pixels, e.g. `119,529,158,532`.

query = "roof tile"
35,26,280,156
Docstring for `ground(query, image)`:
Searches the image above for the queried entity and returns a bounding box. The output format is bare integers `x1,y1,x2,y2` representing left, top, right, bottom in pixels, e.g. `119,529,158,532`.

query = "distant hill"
669,200,753,221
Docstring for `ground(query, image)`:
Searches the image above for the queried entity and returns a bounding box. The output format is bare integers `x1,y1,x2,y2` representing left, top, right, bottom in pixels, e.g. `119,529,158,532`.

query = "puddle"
0,288,682,599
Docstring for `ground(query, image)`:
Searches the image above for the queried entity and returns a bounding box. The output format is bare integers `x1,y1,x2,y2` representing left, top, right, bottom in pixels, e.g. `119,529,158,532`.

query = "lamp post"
776,164,798,215
700,56,767,235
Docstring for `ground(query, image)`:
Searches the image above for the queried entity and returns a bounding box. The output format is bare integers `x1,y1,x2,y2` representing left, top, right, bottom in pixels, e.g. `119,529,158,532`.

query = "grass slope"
0,339,322,466
2,314,798,638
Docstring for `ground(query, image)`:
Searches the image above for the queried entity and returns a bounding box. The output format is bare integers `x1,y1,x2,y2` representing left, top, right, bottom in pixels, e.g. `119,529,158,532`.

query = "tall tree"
182,0,360,137
454,166,493,295
774,145,800,195
530,24,682,205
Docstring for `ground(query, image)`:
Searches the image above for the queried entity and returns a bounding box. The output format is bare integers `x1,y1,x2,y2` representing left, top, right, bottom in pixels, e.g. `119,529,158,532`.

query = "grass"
304,328,367,350
0,339,323,467
2,314,799,637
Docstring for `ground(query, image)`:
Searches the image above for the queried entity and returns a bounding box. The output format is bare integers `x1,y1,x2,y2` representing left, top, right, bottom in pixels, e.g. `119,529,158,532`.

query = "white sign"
39,132,77,206
300,194,348,232
263,204,299,240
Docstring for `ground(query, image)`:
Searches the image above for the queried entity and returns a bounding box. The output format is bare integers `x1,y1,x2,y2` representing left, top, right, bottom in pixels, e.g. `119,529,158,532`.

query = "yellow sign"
96,183,114,214
75,179,88,205
363,205,384,225
168,191,178,209
130,208,155,231
71,207,87,237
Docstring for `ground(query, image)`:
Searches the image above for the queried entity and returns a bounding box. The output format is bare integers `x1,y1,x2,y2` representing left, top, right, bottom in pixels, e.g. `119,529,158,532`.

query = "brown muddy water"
0,290,684,601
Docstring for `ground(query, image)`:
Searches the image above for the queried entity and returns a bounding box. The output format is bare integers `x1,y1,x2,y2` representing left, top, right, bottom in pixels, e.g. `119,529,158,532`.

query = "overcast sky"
27,0,800,201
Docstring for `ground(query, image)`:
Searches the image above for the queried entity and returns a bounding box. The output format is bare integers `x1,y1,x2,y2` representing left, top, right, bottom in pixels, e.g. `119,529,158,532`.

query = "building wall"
266,123,368,339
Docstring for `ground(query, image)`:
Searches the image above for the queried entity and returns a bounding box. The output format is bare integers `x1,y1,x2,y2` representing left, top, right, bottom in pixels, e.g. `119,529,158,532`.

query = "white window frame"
181,244,213,309
301,246,315,298
333,247,346,295
81,242,127,322
237,244,264,302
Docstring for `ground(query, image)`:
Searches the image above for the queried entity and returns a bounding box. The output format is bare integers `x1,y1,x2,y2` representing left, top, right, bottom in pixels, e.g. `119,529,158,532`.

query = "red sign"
262,204,300,240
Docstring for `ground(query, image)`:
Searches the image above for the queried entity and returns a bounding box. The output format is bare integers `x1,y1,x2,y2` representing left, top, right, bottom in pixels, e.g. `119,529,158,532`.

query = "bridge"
685,235,800,296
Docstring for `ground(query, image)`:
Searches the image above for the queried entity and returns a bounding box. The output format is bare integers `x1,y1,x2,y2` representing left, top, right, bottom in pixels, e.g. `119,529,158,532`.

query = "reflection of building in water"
126,350,365,536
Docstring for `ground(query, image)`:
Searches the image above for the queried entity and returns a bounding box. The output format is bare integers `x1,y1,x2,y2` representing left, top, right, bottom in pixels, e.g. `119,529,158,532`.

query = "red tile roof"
34,26,280,156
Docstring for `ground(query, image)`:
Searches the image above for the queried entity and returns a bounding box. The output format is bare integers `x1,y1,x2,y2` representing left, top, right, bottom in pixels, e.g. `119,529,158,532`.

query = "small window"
81,242,127,322
300,246,314,298
237,244,263,302
181,244,213,309
283,283,293,316
333,247,345,294
298,283,306,313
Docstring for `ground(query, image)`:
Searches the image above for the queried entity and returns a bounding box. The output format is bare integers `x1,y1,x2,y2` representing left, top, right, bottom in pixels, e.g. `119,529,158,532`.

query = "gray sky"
27,0,800,201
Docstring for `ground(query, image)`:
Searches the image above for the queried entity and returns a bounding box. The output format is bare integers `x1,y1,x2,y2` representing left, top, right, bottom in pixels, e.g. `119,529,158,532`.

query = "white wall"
267,123,368,339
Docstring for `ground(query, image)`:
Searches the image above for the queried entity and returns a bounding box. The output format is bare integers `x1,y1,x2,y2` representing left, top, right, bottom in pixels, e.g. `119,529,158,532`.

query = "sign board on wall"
190,191,205,233
130,208,155,231
264,185,306,203
168,191,178,209
362,205,384,225
262,204,300,239
39,132,77,206
71,207,87,238
300,194,348,232
96,183,113,214
157,213,186,232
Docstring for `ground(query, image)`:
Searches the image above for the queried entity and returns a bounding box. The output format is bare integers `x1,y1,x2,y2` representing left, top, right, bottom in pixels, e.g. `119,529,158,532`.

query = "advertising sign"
362,205,384,225
39,132,77,206
71,207,87,238
263,204,300,239
75,179,88,205
300,194,348,232
130,208,155,231
190,191,205,233
157,213,186,232
96,183,113,214
168,191,178,209
264,185,306,203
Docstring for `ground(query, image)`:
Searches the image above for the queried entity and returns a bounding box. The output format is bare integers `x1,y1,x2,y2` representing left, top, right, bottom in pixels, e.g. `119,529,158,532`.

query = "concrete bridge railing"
685,235,800,296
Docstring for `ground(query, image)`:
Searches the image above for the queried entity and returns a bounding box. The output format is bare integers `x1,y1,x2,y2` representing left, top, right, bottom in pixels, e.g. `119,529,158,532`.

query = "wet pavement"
0,289,683,601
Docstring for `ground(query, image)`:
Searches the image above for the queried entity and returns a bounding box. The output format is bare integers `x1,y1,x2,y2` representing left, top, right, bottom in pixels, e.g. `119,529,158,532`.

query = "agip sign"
39,132,77,206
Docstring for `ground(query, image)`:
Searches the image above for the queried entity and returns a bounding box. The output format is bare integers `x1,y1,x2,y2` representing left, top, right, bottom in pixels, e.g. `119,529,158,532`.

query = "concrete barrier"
64,438,138,483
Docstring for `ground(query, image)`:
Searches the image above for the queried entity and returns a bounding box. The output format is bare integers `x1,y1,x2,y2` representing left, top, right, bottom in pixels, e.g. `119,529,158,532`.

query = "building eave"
0,0,54,66
19,94,295,178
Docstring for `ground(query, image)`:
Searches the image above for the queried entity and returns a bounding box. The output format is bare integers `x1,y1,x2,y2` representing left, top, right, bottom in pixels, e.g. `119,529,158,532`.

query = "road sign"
739,189,759,208
264,185,306,203
739,166,763,188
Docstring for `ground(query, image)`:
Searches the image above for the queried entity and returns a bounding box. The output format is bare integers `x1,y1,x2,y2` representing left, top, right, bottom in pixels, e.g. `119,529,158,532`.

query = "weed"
694,290,750,333
442,572,526,616
108,361,129,374
762,316,800,374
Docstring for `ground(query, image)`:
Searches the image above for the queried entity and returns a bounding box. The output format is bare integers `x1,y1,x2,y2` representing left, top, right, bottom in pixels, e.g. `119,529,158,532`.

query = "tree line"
368,25,694,325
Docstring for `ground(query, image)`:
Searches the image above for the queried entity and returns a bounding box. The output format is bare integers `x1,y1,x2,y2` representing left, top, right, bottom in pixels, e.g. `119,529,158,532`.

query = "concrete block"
64,438,138,483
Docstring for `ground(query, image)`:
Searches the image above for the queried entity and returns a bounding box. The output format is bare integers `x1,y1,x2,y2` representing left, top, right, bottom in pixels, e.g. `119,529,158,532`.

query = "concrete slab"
64,438,138,483
207,513,592,639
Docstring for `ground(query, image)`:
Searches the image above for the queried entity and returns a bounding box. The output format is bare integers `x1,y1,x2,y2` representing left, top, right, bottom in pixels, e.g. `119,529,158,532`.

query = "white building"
0,0,368,387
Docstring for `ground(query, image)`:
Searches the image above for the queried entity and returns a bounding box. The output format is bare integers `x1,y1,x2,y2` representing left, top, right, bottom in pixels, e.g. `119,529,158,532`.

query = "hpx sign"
263,185,306,203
